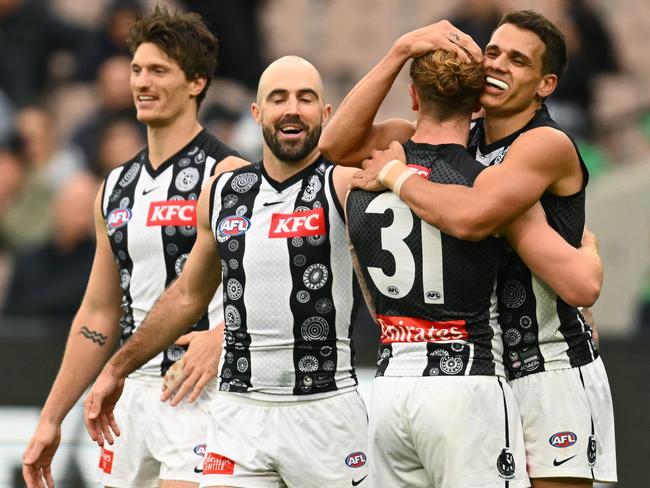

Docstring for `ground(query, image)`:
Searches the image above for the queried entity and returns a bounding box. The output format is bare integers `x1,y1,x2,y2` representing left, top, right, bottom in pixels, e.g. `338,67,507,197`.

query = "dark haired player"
22,8,247,488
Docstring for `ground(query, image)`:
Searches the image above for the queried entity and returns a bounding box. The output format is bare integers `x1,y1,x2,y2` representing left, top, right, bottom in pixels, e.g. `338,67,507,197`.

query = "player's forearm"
398,176,500,241
105,282,207,379
40,317,119,424
319,43,409,165
542,248,602,307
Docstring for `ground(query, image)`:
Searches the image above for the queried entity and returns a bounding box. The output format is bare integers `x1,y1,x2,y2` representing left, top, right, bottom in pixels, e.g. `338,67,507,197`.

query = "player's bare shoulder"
503,125,578,175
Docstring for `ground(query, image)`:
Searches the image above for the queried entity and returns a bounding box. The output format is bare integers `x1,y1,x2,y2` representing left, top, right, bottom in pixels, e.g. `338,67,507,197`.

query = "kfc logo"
269,207,325,238
147,200,197,226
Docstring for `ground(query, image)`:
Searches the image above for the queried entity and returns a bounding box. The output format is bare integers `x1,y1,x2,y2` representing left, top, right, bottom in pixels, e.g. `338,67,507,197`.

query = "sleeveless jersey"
209,157,357,397
347,141,504,378
102,129,238,377
468,105,598,379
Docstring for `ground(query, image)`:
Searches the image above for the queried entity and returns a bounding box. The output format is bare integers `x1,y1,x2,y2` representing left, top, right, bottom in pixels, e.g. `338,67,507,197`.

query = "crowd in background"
0,0,648,332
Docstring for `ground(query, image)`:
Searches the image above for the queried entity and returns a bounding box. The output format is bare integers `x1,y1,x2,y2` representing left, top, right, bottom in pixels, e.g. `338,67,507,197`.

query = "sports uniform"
201,157,368,487
469,105,617,482
347,140,529,488
99,129,238,486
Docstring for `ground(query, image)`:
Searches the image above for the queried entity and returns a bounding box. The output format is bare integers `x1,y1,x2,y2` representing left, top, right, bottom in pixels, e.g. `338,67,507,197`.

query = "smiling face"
252,56,331,164
130,42,206,128
480,23,557,116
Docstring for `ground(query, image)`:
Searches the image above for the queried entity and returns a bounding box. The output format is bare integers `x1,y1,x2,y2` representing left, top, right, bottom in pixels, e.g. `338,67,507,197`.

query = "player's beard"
263,115,322,164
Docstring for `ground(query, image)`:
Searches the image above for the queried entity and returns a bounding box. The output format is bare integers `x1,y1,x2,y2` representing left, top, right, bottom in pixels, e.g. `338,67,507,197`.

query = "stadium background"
0,0,648,486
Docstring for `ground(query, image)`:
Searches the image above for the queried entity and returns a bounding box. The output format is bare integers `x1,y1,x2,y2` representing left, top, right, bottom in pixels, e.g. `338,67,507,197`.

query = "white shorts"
369,375,530,488
510,356,617,482
99,375,217,487
200,389,368,488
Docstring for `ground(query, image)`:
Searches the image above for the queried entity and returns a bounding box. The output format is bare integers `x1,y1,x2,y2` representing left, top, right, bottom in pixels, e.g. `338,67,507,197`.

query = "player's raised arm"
319,21,480,166
355,129,580,240
23,185,123,488
502,203,602,307
83,173,224,447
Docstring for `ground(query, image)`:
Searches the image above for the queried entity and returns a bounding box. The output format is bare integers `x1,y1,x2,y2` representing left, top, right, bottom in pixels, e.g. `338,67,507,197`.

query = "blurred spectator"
0,0,86,108
544,0,619,140
0,147,24,217
0,105,85,250
2,172,98,322
95,116,144,177
76,0,143,81
72,55,144,172
181,0,265,92
447,0,502,50
200,102,241,147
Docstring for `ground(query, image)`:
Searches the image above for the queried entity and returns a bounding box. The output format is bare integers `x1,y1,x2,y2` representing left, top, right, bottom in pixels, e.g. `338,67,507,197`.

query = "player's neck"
146,114,203,169
411,114,469,147
262,146,321,183
483,103,538,144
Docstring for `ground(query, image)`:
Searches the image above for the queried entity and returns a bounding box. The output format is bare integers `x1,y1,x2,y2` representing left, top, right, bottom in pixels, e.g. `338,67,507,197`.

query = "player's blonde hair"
409,49,484,120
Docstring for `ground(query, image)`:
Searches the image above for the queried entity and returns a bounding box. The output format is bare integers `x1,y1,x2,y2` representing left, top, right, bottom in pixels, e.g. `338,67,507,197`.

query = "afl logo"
193,444,206,456
107,207,132,231
549,431,577,448
426,290,442,300
345,451,367,468
218,216,251,237
387,286,400,296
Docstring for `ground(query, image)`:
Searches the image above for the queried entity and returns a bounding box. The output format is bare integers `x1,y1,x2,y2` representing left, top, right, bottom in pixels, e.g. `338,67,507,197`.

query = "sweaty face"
130,42,202,127
480,23,548,115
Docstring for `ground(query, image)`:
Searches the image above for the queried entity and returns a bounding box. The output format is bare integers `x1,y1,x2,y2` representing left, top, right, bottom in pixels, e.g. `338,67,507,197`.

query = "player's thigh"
279,390,369,488
153,382,217,483
200,393,283,488
409,376,529,488
369,377,431,488
511,360,615,482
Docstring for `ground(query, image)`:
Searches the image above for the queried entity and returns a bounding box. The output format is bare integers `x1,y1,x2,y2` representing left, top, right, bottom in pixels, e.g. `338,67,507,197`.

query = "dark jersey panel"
347,141,503,377
469,106,597,379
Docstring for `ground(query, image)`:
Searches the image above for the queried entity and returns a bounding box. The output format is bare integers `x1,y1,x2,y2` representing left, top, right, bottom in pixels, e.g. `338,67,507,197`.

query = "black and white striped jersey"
347,141,505,378
102,129,238,377
469,105,598,379
209,157,357,397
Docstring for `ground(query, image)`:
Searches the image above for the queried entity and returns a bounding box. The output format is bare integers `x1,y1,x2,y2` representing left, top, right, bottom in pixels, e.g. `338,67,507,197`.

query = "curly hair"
127,6,218,108
409,49,485,120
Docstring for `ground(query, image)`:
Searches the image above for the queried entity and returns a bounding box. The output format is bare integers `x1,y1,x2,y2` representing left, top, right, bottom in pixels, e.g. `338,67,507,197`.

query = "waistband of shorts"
126,372,220,390
213,385,358,406
508,355,601,382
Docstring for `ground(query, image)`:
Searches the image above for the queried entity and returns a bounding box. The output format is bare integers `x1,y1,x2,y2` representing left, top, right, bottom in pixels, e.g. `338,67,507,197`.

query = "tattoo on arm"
79,326,108,346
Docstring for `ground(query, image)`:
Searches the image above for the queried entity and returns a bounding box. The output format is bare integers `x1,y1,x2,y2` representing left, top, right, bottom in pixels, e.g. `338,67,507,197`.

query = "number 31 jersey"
347,141,504,378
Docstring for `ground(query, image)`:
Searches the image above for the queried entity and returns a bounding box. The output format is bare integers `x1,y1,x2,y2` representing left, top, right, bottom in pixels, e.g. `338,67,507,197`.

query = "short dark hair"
127,6,218,108
498,10,568,79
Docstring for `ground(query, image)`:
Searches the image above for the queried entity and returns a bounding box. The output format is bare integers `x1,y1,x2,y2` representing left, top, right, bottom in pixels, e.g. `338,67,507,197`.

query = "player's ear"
251,103,262,125
321,104,332,125
537,73,557,99
408,84,419,112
